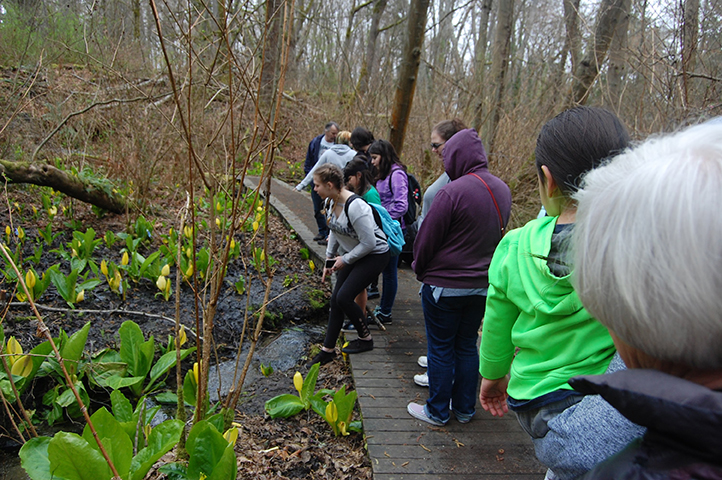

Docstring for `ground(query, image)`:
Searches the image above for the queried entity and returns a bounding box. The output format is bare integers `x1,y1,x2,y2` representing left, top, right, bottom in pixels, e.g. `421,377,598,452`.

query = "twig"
7,303,199,339
32,95,166,161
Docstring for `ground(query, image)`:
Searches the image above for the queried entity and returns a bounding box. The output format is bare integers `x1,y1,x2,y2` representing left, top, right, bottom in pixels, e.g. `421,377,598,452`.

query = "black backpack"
389,170,422,227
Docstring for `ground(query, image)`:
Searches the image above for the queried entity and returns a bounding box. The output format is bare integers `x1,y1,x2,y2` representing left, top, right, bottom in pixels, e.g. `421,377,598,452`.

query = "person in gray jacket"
296,130,356,191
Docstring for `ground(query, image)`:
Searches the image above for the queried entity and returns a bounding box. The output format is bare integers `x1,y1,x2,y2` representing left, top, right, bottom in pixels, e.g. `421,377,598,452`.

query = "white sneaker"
417,356,427,368
414,372,429,387
407,402,445,426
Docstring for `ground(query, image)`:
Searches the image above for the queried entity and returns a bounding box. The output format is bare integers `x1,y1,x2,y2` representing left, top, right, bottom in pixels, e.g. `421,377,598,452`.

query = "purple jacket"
376,163,409,228
412,129,511,289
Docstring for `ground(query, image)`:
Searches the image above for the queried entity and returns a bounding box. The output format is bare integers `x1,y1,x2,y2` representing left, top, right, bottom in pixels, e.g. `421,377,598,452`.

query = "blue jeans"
378,253,398,315
421,284,485,423
311,189,328,237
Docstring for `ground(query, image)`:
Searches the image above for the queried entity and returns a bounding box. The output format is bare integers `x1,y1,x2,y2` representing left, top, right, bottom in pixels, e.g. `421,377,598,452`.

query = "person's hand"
321,256,344,282
295,184,303,191
479,376,510,417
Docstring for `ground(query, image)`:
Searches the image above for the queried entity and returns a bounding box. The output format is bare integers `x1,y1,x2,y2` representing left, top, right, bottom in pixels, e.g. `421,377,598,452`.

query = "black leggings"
323,251,390,349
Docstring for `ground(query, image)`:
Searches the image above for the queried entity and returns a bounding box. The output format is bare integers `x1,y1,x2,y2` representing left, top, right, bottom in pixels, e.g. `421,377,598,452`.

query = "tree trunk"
570,0,626,105
563,0,581,76
0,160,127,214
132,0,141,41
606,0,630,112
260,0,283,112
681,0,700,107
388,0,431,155
485,0,514,152
472,0,493,131
357,0,389,97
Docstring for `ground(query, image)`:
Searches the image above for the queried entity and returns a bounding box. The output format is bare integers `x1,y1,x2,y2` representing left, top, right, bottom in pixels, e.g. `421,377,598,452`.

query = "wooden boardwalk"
247,176,545,479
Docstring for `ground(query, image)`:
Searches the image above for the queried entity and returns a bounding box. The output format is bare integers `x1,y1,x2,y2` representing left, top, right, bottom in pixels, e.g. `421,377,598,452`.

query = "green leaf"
105,374,145,390
309,396,329,418
119,321,154,379
205,412,225,433
129,420,183,480
264,394,305,418
147,347,195,393
85,361,128,388
333,386,357,426
47,432,113,480
0,379,16,403
153,391,178,404
186,421,236,480
111,390,134,423
183,370,197,407
60,322,90,376
301,362,320,408
349,420,363,433
19,436,63,480
82,407,133,479
157,462,187,480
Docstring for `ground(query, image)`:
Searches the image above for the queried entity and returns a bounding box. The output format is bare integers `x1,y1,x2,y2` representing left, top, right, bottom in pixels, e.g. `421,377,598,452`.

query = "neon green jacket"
479,216,615,400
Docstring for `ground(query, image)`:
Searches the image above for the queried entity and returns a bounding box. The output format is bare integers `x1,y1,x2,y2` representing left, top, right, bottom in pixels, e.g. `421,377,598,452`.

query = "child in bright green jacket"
479,107,645,480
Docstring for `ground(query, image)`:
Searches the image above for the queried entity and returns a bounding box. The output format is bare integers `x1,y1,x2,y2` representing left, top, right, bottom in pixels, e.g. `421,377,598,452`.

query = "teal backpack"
344,195,405,256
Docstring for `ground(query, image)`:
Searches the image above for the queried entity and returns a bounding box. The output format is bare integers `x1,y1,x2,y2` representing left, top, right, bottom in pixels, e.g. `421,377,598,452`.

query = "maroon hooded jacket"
412,128,511,289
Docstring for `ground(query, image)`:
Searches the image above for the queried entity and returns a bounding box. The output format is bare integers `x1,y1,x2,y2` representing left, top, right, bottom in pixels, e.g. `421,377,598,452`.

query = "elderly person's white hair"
572,121,722,370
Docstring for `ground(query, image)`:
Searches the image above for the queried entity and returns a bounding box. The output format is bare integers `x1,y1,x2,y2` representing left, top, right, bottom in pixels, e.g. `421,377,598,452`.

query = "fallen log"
0,159,127,214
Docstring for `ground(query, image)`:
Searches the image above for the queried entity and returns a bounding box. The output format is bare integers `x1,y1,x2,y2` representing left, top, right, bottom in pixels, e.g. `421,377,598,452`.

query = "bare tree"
485,0,514,151
570,0,626,105
606,0,631,111
357,0,390,98
562,0,581,76
389,0,431,154
681,0,700,107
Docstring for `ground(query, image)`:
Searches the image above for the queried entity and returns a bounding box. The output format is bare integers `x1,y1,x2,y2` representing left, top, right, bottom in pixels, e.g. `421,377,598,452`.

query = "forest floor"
0,183,372,479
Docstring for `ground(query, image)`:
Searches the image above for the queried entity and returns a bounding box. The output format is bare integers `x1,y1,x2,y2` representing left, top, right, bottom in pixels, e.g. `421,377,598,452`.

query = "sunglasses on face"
431,142,445,150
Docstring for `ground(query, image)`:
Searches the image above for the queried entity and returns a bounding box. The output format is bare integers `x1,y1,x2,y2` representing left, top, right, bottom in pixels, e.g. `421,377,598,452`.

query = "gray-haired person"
569,120,722,478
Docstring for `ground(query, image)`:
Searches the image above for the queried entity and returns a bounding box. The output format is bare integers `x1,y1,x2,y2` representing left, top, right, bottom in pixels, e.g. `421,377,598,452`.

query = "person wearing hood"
407,128,511,426
478,107,645,480
569,120,722,479
297,130,356,192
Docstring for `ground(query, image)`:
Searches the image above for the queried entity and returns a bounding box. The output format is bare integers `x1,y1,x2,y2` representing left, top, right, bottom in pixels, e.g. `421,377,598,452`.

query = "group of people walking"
296,110,722,479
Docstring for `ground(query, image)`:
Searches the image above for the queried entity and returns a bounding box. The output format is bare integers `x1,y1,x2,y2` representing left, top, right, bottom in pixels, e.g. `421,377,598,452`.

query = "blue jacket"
304,134,324,174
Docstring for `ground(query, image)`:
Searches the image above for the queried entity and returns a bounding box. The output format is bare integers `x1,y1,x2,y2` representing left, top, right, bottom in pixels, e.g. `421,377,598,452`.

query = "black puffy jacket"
569,370,722,479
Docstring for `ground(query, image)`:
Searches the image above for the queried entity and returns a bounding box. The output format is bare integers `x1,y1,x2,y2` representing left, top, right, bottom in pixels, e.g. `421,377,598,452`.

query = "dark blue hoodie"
412,129,512,288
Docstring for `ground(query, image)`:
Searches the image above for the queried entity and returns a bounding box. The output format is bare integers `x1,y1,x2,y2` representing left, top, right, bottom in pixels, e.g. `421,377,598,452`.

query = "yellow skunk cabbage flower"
215,218,221,228
121,252,129,266
223,427,239,445
76,290,85,303
339,421,348,436
178,325,187,347
184,226,193,239
230,238,236,249
144,424,152,440
185,264,193,278
252,221,259,231
100,260,109,277
5,225,10,237
7,337,23,366
186,247,192,258
156,276,167,292
161,264,170,277
257,206,263,212
309,261,315,273
11,355,33,377
325,402,338,424
17,227,24,241
293,371,303,395
193,362,200,384
48,206,57,216
25,270,36,289
216,202,222,212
